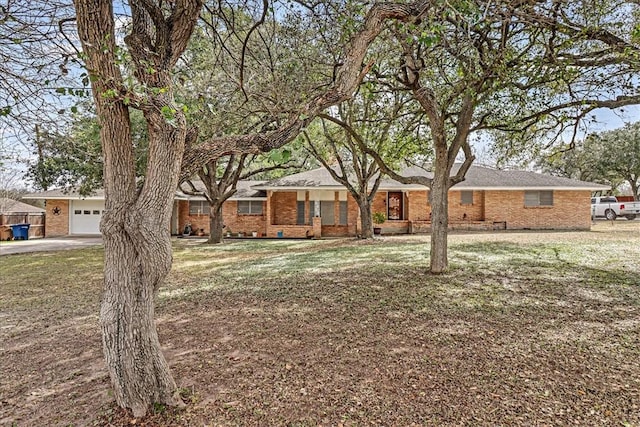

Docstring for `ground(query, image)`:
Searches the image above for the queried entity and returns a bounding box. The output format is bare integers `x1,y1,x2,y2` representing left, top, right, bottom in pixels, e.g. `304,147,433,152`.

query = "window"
189,201,210,215
92,210,100,215
74,210,81,215
237,200,263,215
83,210,90,215
461,191,473,205
339,201,348,225
320,201,334,225
296,201,306,225
524,191,553,207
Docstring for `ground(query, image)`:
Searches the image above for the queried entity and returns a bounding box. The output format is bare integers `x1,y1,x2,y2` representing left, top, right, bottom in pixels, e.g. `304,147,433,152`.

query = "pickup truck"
591,196,640,220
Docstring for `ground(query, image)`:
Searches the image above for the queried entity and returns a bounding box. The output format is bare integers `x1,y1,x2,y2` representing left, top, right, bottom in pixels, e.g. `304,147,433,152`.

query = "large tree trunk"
357,197,374,239
429,147,451,274
74,0,200,417
101,227,181,417
208,201,224,243
630,179,639,201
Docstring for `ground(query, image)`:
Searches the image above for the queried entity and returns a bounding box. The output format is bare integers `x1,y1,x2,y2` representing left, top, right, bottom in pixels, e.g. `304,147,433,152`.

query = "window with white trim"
237,200,263,215
524,190,553,207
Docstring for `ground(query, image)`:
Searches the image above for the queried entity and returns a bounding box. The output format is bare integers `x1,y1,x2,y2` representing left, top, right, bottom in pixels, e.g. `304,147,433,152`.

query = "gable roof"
254,164,610,191
0,198,45,214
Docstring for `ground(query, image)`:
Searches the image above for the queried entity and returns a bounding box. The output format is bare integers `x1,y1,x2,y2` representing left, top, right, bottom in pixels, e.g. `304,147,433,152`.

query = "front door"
388,192,403,220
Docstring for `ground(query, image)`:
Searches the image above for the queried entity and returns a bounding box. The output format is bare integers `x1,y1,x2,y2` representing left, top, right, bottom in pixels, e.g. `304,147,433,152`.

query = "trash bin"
276,230,284,238
0,225,12,241
10,223,30,240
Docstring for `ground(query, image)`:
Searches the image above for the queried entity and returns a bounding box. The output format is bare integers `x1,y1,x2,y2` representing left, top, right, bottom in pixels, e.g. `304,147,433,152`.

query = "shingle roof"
26,180,268,201
0,198,45,214
255,164,610,191
176,180,267,200
24,188,105,200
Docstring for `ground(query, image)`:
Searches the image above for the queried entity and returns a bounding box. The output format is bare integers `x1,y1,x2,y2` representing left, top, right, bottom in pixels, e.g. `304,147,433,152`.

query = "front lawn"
1,222,639,426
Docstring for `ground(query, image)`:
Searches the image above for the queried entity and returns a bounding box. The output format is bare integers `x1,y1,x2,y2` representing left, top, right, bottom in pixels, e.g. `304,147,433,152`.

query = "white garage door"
70,200,104,235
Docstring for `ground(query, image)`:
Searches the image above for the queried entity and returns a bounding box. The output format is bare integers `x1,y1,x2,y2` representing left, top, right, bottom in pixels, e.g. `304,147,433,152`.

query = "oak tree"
74,0,432,416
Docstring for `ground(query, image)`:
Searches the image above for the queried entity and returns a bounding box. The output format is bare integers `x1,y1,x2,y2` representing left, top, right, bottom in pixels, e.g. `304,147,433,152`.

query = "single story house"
25,164,609,238
25,181,268,237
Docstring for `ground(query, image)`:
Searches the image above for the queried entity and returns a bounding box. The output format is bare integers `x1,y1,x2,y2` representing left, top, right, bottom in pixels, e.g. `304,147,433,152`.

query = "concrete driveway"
0,237,103,255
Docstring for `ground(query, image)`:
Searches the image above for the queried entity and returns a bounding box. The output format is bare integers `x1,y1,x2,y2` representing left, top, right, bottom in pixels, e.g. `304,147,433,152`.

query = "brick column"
313,216,322,239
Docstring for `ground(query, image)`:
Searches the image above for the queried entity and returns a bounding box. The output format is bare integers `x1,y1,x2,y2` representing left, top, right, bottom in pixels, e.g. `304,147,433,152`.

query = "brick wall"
222,201,266,235
272,191,298,225
448,190,484,221
45,199,69,237
346,193,359,236
407,191,430,221
268,191,361,237
177,199,267,236
175,189,593,238
484,190,591,230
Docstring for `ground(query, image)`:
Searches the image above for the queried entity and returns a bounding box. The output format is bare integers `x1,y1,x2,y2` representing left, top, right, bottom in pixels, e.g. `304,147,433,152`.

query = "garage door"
70,200,104,235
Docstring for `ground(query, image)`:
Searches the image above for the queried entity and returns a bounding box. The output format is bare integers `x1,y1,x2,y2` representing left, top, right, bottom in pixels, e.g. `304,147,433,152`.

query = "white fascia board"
254,185,609,192
456,186,610,191
257,185,429,191
257,186,346,191
26,195,105,200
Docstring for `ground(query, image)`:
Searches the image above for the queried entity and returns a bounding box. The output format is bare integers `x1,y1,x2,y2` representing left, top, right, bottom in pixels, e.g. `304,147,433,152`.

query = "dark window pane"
539,191,553,206
524,191,538,207
237,201,250,214
321,201,334,225
250,201,263,214
339,201,348,225
461,191,473,205
297,201,305,225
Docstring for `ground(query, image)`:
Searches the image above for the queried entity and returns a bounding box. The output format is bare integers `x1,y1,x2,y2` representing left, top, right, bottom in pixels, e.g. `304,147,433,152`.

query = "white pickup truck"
591,196,640,220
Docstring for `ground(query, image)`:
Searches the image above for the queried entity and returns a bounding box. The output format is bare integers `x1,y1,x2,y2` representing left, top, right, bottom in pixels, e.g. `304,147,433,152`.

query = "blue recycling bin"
10,223,30,240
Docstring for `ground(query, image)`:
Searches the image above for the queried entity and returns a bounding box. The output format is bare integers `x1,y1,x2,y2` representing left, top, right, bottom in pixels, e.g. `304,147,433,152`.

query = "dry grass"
1,221,639,426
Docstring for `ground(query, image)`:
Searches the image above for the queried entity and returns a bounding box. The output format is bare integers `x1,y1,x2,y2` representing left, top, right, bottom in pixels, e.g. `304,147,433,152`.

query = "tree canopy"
539,121,640,199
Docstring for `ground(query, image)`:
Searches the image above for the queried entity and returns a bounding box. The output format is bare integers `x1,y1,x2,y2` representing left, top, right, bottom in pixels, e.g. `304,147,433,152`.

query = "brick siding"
45,199,69,237
177,199,267,236
484,190,591,230
48,189,594,238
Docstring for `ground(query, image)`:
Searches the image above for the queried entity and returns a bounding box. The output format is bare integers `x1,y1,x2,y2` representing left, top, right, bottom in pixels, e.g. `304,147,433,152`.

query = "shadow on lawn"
153,240,640,426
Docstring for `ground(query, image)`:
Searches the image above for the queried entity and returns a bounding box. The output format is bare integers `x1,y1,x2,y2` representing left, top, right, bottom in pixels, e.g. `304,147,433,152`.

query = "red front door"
388,192,403,220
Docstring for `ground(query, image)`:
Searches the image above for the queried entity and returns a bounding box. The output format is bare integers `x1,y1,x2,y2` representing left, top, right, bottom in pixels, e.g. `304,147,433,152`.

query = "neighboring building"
24,165,609,238
0,198,46,239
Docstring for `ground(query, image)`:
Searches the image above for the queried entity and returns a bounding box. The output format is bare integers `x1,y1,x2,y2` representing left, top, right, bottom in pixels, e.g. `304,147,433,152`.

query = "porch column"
313,216,322,239
266,191,273,236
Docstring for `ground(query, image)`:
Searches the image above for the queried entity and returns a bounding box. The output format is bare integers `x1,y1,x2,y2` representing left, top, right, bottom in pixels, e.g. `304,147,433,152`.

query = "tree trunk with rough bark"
74,0,432,417
429,148,451,274
74,0,201,417
357,197,374,239
208,201,224,243
630,179,639,201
